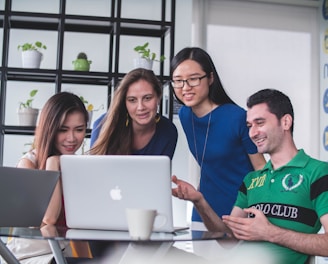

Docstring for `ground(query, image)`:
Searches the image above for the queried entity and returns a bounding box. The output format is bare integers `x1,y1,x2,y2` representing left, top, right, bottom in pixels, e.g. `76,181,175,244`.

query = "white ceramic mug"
126,208,166,240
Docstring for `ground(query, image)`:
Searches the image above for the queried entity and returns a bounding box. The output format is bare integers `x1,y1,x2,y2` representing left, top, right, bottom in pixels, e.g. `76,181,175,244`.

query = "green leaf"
79,96,88,105
17,42,47,51
133,42,165,62
159,55,166,62
142,42,149,49
30,89,38,97
19,89,38,109
26,99,33,107
35,41,42,48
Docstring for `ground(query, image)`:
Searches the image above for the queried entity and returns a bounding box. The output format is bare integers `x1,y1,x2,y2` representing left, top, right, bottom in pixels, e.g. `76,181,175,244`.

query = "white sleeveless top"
19,150,37,167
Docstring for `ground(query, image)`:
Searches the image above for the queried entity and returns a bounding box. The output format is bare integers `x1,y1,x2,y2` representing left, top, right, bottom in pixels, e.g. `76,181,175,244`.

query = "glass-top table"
0,226,225,242
0,226,228,264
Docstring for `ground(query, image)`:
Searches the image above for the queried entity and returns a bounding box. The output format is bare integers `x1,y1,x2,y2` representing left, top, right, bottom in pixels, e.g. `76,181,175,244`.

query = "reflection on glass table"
0,226,229,264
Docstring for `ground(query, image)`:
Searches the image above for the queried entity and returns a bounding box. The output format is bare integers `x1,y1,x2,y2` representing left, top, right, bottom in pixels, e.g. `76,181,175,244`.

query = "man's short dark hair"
247,89,294,133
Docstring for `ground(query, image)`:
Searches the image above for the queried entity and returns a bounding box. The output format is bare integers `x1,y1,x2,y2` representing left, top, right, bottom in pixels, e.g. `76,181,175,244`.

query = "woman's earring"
125,114,130,127
155,113,161,123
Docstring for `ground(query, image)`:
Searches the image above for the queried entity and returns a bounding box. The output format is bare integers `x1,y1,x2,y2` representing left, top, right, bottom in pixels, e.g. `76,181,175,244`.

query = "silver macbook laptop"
0,166,60,227
60,155,182,233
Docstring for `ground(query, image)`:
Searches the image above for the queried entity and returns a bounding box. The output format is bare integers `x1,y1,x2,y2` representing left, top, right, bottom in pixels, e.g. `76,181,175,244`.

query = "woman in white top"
9,92,91,263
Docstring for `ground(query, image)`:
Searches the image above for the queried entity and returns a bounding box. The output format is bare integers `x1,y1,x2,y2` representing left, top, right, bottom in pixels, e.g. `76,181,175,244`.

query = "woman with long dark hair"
170,47,266,228
11,92,91,263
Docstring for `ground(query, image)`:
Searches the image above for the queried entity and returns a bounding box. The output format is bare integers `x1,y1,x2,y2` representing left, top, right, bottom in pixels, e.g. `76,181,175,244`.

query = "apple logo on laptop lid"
110,186,122,200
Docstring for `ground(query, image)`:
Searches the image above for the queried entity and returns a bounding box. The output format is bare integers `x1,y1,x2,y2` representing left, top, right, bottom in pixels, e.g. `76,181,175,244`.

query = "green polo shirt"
235,149,328,263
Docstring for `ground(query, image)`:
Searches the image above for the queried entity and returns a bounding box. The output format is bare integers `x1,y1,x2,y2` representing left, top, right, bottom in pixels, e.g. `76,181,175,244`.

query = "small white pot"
133,57,153,70
21,50,43,69
17,108,39,126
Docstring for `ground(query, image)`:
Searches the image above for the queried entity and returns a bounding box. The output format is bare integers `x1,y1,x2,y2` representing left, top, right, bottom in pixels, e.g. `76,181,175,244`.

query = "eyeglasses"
171,74,208,89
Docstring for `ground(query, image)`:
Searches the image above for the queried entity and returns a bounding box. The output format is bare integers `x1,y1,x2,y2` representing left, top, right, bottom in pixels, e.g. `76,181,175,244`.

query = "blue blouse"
179,104,257,221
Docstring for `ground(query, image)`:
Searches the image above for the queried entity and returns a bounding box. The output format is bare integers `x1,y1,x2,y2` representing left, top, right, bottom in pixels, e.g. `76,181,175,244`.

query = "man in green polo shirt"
172,89,328,263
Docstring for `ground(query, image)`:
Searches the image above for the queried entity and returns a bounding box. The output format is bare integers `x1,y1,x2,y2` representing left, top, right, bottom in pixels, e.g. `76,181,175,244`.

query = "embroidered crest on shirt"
282,174,303,192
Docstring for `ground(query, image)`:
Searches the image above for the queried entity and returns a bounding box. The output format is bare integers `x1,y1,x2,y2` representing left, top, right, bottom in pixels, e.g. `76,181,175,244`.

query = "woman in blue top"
170,47,266,226
89,68,177,159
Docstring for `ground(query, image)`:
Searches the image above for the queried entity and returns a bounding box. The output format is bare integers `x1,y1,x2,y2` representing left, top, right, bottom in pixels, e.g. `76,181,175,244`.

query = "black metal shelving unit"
0,0,175,165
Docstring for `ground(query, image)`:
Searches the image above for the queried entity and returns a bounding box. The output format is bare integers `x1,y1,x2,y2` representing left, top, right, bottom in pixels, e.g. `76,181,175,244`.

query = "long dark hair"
34,92,88,169
170,47,235,106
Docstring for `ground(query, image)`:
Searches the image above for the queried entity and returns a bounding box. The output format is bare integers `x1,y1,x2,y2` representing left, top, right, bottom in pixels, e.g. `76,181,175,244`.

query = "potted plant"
72,52,92,71
17,89,39,126
133,42,165,70
17,41,47,69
